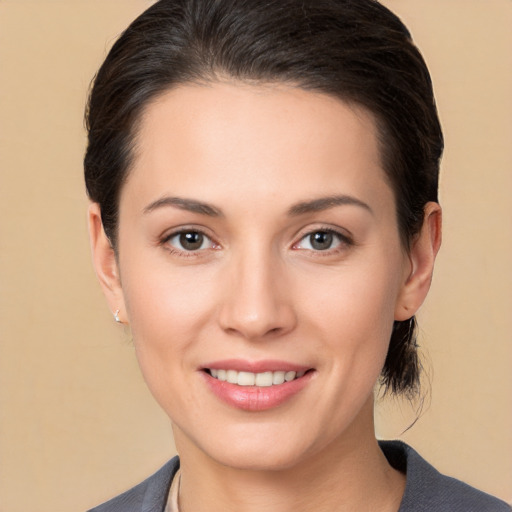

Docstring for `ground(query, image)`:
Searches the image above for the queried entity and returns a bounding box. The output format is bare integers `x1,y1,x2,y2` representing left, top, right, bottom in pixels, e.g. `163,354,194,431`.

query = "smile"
202,360,314,411
208,369,306,387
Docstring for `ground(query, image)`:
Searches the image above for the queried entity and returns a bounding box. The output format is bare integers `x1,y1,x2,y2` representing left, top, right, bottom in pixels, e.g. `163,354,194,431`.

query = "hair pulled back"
84,0,443,397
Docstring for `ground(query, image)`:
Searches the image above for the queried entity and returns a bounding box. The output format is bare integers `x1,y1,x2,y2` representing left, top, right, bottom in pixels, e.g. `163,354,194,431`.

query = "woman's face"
103,83,421,470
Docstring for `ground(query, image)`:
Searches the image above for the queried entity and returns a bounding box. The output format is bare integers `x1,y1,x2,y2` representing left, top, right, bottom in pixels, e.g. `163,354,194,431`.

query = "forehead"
123,81,392,214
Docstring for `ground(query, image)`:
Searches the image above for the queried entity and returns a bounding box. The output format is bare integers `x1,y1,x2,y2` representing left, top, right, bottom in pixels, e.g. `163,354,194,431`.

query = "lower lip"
202,371,314,412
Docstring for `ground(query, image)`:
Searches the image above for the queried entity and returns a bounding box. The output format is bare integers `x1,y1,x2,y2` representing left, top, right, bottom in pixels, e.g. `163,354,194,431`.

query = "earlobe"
395,202,442,321
88,203,126,323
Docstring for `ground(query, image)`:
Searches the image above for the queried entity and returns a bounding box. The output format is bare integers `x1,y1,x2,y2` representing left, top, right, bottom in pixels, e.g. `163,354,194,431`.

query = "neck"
174,398,405,512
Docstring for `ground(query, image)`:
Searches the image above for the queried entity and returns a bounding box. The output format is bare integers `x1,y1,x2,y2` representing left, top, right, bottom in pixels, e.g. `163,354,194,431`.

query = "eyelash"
160,226,353,257
161,228,218,257
293,227,354,256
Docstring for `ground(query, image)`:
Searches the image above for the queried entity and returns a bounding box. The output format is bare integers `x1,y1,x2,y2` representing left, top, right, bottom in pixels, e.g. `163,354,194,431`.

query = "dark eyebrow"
143,196,223,217
287,195,373,216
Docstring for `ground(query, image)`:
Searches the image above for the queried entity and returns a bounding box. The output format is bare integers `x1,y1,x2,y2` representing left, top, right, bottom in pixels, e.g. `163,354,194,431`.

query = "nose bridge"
218,240,295,339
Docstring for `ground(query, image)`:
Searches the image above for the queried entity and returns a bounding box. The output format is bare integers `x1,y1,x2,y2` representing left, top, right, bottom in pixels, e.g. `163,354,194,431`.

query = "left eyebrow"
143,196,223,217
287,194,373,216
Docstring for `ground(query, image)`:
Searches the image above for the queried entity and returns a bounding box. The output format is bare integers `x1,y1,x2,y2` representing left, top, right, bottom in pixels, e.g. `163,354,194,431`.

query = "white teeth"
272,371,285,385
285,371,296,382
237,371,255,386
209,369,305,386
255,371,273,387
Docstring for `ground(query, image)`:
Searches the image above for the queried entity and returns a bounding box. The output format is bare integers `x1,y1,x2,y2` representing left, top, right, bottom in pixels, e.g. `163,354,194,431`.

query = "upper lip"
201,359,312,373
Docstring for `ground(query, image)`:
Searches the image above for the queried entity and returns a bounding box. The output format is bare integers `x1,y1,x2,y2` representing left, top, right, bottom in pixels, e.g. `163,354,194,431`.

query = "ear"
395,202,442,321
88,203,126,324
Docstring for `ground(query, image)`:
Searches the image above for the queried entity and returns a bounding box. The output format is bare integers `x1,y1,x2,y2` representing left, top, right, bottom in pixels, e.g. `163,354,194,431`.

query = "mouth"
206,369,308,387
201,362,315,411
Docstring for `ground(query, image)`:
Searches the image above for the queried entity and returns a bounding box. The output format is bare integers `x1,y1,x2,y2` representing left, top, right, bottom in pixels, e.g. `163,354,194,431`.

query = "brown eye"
166,231,214,252
309,231,334,250
294,229,349,252
179,232,204,250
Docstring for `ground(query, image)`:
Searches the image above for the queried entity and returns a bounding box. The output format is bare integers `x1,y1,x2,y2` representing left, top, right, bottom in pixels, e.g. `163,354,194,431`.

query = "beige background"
0,1,510,510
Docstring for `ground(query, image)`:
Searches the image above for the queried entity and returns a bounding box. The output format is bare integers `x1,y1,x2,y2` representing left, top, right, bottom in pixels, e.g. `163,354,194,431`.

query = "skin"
89,82,441,511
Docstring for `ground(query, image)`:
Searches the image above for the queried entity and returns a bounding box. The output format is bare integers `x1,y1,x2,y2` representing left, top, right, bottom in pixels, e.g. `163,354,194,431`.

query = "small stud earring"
114,309,121,323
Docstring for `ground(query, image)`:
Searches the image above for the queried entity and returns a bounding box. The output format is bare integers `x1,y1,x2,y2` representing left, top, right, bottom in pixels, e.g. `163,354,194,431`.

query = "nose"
218,248,297,340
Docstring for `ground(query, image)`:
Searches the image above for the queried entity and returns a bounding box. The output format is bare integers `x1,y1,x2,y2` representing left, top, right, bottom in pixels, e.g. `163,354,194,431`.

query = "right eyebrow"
143,196,223,217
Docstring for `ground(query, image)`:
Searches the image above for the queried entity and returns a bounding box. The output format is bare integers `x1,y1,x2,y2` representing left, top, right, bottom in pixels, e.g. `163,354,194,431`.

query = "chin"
208,442,309,472
180,420,328,473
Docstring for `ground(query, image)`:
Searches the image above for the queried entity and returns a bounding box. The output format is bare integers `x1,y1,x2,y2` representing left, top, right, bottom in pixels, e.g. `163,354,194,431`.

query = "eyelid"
160,226,220,254
292,225,354,252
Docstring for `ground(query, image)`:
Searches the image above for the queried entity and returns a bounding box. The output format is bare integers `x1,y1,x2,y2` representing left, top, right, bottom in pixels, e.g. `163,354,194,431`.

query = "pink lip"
200,360,315,412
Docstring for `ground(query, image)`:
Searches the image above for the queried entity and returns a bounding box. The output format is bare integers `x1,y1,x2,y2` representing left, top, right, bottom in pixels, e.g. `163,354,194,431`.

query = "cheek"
122,254,218,333
119,259,219,393
297,251,403,376
303,260,400,334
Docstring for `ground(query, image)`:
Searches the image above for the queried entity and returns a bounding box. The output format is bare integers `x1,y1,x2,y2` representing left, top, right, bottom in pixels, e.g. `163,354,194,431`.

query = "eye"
165,230,215,252
295,229,348,251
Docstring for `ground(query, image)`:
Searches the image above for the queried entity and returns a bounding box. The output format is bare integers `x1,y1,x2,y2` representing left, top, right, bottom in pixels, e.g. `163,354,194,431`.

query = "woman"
84,0,510,510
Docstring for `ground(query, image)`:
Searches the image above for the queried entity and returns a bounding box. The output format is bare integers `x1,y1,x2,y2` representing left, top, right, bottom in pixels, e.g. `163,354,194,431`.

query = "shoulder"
379,441,511,512
87,456,179,512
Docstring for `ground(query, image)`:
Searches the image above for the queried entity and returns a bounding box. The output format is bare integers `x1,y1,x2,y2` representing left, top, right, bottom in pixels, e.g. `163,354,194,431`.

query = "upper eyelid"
294,225,353,244
161,225,215,242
